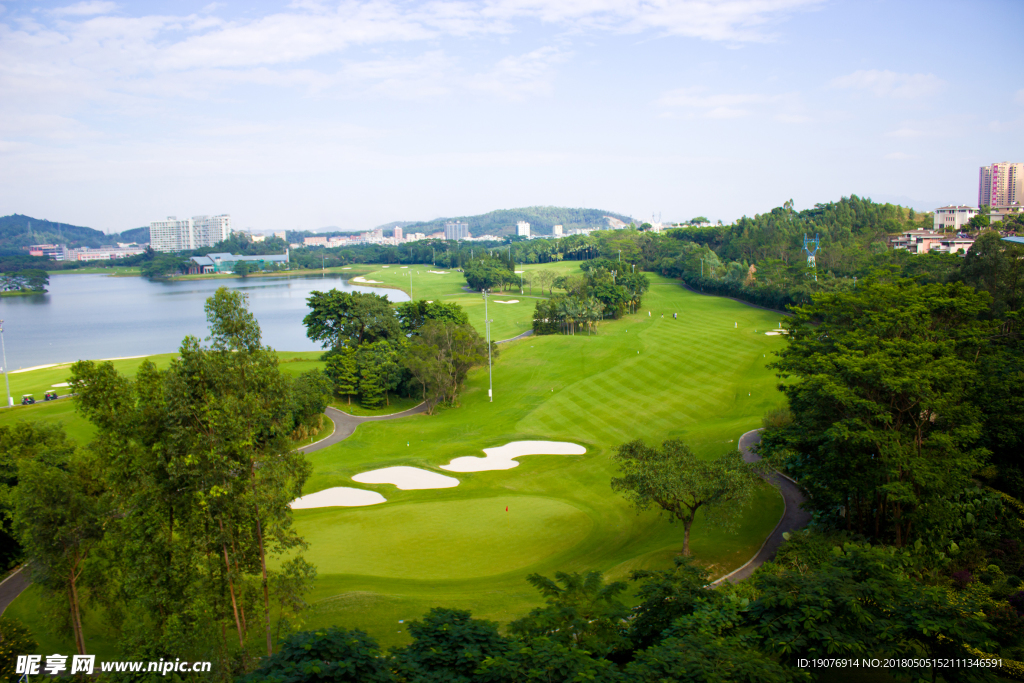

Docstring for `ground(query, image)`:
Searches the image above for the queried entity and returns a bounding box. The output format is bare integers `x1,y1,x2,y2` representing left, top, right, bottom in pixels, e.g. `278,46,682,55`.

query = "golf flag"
505,506,508,512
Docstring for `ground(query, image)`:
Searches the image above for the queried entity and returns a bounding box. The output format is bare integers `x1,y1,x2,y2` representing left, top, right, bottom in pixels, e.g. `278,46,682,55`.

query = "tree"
356,340,402,408
628,555,713,651
395,300,469,335
325,347,359,405
476,637,624,683
238,627,394,683
141,253,188,279
14,446,106,655
508,571,629,656
0,618,38,681
290,369,333,435
304,290,401,353
611,440,763,556
234,259,252,277
403,321,488,413
391,608,508,683
69,287,314,664
761,279,991,546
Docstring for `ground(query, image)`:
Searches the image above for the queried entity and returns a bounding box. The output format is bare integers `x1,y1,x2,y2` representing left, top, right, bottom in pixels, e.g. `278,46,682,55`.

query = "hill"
0,214,147,250
391,206,634,238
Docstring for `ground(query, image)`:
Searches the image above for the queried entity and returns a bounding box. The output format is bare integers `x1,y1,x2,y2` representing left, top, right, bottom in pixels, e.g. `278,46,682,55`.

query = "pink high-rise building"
979,162,1024,207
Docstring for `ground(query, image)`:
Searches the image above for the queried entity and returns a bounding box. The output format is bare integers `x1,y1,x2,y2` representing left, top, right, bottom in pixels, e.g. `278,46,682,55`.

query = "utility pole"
483,291,493,402
0,321,11,408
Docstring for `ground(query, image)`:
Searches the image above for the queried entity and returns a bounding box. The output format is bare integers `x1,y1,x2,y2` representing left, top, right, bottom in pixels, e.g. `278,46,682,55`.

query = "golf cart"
44,389,58,401
21,394,34,405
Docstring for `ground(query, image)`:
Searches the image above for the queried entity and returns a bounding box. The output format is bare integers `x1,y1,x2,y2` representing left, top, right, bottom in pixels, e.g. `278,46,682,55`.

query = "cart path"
712,429,811,585
299,403,429,454
0,566,30,616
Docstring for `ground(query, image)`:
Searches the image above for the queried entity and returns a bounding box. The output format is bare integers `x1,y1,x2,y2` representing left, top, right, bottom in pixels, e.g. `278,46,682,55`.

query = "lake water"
0,273,409,370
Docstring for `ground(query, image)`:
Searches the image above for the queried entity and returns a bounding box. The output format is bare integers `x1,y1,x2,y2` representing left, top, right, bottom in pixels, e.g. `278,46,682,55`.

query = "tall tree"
611,440,763,556
325,347,359,405
304,290,401,353
402,321,488,413
14,446,106,655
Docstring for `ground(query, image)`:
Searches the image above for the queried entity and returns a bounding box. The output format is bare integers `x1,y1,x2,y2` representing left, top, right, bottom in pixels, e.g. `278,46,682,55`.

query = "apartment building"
516,221,530,237
979,162,1024,208
444,221,469,240
150,215,231,252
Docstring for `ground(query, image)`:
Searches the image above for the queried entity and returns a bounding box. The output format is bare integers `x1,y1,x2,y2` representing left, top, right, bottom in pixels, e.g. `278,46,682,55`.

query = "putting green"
298,496,593,580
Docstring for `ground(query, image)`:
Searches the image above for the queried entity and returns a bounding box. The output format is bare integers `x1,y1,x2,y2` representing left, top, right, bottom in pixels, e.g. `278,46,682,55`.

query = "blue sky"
1,0,1021,233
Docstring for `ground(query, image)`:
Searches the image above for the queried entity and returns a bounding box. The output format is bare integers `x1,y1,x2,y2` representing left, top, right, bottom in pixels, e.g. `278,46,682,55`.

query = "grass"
46,266,142,276
4,263,794,654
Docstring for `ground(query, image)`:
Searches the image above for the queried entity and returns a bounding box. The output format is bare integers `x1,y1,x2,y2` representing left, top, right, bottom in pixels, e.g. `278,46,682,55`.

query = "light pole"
618,250,621,263
409,271,413,300
483,290,493,402
0,321,11,408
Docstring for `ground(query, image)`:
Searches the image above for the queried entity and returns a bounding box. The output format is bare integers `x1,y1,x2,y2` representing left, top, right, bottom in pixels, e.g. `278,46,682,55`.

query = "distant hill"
387,207,634,238
0,214,147,251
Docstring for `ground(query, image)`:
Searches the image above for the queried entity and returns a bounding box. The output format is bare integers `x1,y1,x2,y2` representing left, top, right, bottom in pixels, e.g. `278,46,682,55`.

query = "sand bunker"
342,267,352,269
353,466,459,490
401,266,408,268
441,441,586,473
428,270,449,274
352,276,383,284
51,382,70,388
493,300,519,304
290,487,386,509
515,270,524,273
765,330,789,336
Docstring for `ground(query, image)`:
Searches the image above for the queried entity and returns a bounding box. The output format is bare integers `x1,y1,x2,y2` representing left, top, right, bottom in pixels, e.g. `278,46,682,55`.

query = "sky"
1,0,1022,234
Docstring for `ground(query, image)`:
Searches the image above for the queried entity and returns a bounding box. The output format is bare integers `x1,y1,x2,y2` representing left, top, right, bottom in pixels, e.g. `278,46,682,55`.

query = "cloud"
484,0,825,43
658,86,783,118
831,69,945,99
50,1,117,16
470,46,568,100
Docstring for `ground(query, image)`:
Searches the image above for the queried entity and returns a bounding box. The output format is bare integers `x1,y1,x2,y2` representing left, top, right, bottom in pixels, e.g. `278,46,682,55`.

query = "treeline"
389,205,632,239
304,291,490,413
237,528,1024,682
0,214,145,251
0,289,333,674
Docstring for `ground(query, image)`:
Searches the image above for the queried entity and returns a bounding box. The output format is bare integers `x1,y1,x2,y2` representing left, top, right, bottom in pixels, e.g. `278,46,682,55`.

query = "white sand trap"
441,440,586,472
382,265,390,268
400,266,408,268
515,270,524,273
51,382,70,388
342,267,352,269
290,487,386,509
493,300,519,304
352,276,383,283
765,330,789,336
428,270,449,274
353,466,459,490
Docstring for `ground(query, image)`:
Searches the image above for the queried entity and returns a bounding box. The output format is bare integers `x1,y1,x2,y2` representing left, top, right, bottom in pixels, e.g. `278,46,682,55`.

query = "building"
188,251,289,274
251,234,267,243
150,214,231,252
394,227,403,241
516,221,530,238
444,221,469,241
304,236,328,247
891,229,974,255
979,163,1024,208
991,205,1023,224
552,224,563,236
933,205,979,231
405,232,426,242
70,246,147,261
28,244,69,260
274,231,287,241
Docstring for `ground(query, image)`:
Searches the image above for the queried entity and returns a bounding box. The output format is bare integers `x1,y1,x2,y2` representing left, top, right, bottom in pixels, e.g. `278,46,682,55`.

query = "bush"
0,617,37,682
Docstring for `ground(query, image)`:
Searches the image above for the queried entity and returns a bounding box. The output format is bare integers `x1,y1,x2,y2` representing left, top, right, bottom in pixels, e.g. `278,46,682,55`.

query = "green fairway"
6,263,793,653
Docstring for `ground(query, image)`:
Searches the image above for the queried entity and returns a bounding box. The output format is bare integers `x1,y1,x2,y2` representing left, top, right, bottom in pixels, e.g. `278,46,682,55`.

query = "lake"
0,273,409,370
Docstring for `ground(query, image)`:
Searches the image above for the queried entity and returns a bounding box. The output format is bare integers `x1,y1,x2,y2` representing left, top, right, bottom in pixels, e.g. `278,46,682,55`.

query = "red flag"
505,506,508,512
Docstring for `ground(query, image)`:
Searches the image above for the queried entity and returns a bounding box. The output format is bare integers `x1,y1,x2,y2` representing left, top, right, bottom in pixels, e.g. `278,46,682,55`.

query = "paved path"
0,566,30,616
495,329,534,344
299,403,429,454
712,429,811,585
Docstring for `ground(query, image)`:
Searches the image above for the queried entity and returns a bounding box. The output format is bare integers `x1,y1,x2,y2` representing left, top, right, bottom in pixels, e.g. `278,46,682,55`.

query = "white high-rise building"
394,227,403,241
979,162,1024,208
552,224,563,236
150,214,232,252
516,221,530,237
444,221,469,240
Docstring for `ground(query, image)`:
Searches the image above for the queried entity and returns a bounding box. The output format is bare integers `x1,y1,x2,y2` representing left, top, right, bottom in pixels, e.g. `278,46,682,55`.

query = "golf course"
1,262,791,651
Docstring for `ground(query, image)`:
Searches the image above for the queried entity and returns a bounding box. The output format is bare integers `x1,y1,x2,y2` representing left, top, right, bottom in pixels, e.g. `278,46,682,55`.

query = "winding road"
712,429,811,584
299,403,429,454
